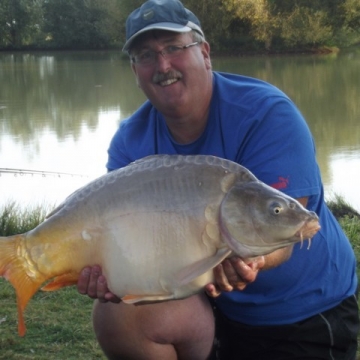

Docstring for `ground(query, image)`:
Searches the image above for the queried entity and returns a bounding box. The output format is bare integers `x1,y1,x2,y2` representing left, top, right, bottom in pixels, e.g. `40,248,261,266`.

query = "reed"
0,201,51,236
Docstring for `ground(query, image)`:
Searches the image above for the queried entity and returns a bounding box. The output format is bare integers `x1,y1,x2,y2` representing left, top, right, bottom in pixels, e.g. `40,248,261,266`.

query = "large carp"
0,155,320,336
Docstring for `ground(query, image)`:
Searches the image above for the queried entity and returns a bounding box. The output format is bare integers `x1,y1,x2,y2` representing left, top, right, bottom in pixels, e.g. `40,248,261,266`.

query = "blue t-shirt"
107,72,357,325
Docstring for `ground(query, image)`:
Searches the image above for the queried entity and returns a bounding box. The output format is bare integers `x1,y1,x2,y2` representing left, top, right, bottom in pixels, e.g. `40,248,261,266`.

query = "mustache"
152,71,183,83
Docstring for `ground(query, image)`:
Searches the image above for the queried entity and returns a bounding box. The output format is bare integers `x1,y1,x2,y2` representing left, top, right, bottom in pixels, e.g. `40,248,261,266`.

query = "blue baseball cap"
123,0,204,52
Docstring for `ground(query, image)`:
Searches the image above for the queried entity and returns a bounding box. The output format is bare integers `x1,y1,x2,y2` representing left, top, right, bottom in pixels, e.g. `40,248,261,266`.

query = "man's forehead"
130,30,191,50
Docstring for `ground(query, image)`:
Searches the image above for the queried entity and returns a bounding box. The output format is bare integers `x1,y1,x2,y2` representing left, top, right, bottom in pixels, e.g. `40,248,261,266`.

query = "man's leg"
92,292,215,360
213,295,359,360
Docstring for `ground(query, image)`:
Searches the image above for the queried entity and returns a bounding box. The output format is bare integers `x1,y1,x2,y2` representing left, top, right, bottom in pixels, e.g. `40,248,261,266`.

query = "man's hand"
77,265,121,303
205,256,265,297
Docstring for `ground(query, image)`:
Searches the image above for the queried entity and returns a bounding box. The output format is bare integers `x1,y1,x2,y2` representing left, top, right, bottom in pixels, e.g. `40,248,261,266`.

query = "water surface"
0,50,359,211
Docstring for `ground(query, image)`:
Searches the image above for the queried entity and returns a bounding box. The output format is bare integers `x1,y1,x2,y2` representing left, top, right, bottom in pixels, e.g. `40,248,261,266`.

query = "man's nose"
155,52,172,72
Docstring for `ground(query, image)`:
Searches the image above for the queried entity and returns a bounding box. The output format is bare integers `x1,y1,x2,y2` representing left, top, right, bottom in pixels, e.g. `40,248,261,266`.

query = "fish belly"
100,209,217,300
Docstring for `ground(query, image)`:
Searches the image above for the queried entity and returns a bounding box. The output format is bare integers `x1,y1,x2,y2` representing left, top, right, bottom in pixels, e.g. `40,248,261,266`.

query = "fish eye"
270,202,283,215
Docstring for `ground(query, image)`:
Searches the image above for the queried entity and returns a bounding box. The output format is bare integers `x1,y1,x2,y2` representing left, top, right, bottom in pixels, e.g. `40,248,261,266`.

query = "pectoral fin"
175,247,232,286
41,272,79,291
122,293,175,304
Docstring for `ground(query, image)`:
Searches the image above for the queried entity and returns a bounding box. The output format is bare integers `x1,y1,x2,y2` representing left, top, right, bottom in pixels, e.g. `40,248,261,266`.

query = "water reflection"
0,52,140,146
0,50,359,211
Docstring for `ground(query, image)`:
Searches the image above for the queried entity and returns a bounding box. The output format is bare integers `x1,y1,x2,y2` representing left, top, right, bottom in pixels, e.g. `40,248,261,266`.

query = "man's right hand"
77,265,121,303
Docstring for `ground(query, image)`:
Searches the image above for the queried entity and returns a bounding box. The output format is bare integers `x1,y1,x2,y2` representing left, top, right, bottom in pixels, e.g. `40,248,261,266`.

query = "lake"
0,49,359,211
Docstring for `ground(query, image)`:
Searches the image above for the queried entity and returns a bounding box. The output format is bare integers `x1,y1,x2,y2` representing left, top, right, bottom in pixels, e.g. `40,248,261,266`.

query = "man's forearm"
261,245,294,270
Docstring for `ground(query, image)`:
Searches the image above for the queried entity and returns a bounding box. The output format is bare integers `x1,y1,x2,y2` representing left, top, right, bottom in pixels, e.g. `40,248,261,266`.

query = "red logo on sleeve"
271,176,289,190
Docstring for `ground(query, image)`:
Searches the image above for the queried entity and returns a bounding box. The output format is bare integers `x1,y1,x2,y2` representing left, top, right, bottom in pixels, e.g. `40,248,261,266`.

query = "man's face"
130,31,212,118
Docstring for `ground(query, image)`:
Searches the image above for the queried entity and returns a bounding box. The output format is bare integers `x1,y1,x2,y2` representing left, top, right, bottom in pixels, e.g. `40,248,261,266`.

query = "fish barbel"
0,155,320,336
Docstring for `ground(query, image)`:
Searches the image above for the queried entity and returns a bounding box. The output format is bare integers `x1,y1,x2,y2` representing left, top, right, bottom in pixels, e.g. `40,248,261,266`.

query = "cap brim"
123,22,201,52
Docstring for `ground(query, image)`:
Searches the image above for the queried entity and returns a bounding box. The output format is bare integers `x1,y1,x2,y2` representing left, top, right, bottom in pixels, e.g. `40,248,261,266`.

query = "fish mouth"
294,218,321,249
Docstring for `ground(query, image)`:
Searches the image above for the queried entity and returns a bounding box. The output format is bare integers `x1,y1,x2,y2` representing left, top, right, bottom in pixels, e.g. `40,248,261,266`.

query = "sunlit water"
0,50,359,212
0,110,120,206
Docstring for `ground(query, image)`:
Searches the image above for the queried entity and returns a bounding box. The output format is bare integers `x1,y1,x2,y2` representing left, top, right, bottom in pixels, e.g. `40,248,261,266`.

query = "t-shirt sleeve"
235,96,321,200
106,121,133,171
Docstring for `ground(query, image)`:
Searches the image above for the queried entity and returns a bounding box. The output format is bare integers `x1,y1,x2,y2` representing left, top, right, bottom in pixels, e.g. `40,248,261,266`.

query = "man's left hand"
205,256,265,297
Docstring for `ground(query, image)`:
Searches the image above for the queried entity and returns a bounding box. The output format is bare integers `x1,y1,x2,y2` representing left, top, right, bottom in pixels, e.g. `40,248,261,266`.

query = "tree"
43,0,122,49
279,6,333,47
219,0,358,50
0,0,44,48
0,0,359,52
221,0,279,50
342,0,360,32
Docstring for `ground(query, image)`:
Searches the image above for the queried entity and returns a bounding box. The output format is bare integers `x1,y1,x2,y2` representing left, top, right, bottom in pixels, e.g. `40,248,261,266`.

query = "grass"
0,201,52,237
0,287,105,359
0,198,359,359
327,195,360,281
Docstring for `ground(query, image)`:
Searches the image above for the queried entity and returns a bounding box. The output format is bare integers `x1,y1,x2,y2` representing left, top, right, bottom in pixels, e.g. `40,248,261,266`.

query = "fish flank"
50,155,254,217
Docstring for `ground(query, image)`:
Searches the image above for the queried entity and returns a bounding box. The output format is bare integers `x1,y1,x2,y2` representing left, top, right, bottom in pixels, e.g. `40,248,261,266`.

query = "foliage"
0,202,51,237
183,0,235,51
42,0,122,49
221,0,359,51
326,196,360,279
342,0,360,33
222,0,277,50
279,7,333,47
0,0,43,49
0,0,359,52
327,195,360,221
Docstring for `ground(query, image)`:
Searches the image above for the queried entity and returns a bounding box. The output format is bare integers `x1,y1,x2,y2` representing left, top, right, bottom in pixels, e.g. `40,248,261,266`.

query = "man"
77,1,359,359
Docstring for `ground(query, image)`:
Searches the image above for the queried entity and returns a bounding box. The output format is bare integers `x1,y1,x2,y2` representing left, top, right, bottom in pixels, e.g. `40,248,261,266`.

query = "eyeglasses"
131,42,199,66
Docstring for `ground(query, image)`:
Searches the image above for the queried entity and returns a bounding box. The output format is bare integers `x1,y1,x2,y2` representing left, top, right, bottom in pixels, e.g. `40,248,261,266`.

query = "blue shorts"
210,295,359,360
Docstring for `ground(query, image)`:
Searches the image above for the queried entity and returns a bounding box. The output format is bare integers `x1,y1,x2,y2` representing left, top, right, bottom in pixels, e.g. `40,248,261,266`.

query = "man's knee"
92,300,179,359
92,294,215,360
92,301,127,358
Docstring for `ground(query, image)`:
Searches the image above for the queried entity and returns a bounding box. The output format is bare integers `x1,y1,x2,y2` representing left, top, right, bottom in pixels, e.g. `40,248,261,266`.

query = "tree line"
0,0,359,53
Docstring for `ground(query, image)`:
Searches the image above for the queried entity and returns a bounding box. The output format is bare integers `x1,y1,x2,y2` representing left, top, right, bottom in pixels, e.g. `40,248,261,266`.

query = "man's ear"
131,61,137,75
201,41,212,70
131,63,142,88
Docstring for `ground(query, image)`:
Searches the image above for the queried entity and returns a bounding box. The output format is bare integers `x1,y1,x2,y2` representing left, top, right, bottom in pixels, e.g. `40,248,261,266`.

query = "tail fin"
0,235,46,336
